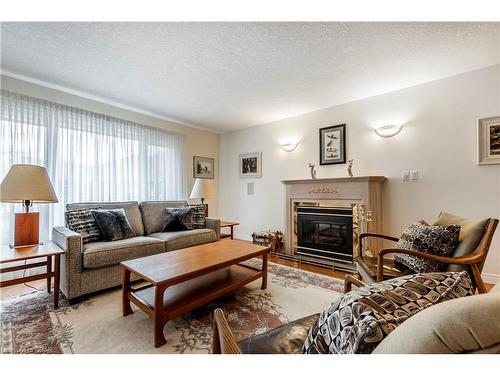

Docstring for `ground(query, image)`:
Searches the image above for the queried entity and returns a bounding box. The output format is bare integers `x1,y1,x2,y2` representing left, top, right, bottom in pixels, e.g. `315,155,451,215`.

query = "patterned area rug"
1,260,343,354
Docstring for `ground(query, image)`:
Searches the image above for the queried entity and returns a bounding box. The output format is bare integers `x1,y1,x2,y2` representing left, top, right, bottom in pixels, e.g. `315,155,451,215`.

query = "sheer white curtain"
0,90,187,245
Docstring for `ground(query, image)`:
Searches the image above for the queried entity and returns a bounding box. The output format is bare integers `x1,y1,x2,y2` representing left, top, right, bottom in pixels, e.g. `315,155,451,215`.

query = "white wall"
219,65,500,282
1,75,221,217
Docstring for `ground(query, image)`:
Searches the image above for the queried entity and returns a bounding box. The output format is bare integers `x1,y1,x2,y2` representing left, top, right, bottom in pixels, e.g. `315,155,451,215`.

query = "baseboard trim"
482,273,500,285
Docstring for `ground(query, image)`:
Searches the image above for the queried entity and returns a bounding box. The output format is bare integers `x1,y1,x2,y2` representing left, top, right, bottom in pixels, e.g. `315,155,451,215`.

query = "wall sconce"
280,142,298,152
374,125,404,138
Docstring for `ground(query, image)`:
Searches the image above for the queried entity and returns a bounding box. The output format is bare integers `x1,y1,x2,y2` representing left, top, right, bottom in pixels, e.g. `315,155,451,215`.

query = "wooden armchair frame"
345,219,498,294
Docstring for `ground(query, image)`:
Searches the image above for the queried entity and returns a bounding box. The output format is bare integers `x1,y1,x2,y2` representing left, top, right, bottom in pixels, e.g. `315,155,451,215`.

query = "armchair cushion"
303,272,473,354
393,221,460,273
433,212,488,272
355,256,412,284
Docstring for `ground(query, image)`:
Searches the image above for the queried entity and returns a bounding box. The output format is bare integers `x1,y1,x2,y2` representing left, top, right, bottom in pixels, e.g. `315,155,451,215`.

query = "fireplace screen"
297,206,353,263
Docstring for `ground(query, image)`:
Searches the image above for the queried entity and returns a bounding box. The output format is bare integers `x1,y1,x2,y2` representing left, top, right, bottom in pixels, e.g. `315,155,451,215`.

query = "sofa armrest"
52,226,83,299
206,218,221,240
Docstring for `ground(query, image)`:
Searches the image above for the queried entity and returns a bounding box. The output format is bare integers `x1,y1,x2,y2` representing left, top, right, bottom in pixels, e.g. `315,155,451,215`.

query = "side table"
220,221,240,240
0,241,64,309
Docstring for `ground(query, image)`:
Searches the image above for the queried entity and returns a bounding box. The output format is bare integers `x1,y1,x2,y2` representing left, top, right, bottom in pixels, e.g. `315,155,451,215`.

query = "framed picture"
239,152,262,178
319,124,346,165
193,156,214,179
478,116,500,165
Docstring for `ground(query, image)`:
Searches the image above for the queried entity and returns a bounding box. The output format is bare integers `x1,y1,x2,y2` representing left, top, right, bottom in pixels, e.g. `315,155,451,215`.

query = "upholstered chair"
345,212,498,294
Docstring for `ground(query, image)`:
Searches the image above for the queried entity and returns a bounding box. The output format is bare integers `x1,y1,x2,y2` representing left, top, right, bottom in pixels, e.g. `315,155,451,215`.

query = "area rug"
1,260,343,354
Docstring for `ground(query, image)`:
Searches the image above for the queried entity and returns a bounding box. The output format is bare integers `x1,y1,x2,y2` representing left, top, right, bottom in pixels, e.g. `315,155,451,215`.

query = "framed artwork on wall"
239,152,262,178
478,116,500,165
193,156,214,179
319,124,346,165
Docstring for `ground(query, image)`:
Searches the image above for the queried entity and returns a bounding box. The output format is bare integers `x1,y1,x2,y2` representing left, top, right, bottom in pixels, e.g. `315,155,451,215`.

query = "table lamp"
0,164,58,248
189,178,215,217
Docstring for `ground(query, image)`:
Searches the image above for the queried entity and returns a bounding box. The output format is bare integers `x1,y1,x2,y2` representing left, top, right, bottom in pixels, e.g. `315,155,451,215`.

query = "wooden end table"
220,221,240,240
0,241,63,309
121,239,269,348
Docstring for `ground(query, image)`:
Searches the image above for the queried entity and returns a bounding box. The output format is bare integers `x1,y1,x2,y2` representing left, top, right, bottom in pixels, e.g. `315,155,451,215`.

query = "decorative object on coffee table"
0,164,58,247
0,241,63,309
478,115,500,165
121,240,269,348
239,152,262,178
193,156,214,179
190,178,215,216
319,124,346,165
220,221,240,239
308,163,317,179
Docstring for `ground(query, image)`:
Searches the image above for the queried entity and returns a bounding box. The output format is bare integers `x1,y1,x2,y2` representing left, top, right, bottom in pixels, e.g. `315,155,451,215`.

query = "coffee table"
121,239,269,347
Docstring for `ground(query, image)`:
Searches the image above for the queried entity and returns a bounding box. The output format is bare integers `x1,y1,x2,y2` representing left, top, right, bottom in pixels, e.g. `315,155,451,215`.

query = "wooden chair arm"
211,308,242,354
359,232,399,257
376,248,485,281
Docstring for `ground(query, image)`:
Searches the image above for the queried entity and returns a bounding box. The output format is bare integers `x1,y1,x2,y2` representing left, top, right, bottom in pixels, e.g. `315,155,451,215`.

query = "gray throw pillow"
65,207,103,243
91,208,136,241
162,207,194,232
394,221,460,273
303,271,474,354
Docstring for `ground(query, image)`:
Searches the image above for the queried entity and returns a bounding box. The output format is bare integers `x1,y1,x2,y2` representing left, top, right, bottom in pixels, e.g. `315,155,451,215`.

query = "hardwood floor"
0,253,494,299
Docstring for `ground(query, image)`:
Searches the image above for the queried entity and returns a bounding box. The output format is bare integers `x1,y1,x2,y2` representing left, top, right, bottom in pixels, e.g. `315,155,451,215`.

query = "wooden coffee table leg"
261,251,268,290
54,254,60,309
230,226,234,240
122,268,133,316
46,255,52,294
154,285,167,348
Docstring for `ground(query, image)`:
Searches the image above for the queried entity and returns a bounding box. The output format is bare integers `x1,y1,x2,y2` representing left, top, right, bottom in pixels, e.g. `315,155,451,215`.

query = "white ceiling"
1,22,499,133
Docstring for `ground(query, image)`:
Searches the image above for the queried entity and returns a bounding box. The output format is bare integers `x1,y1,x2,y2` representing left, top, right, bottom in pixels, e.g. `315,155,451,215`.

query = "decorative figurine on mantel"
347,159,354,177
308,163,317,179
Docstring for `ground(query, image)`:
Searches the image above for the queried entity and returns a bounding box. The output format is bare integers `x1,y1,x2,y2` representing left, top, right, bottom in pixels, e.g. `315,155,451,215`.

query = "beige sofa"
52,200,220,301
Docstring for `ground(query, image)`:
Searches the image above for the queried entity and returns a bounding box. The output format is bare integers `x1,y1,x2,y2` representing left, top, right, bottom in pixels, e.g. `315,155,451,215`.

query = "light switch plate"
410,170,419,180
247,182,254,195
401,170,410,181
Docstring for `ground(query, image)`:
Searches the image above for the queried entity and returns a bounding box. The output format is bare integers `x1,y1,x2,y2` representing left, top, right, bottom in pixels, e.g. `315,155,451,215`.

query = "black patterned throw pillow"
303,271,474,354
394,221,460,273
65,207,103,244
189,204,206,229
162,207,194,232
91,209,136,241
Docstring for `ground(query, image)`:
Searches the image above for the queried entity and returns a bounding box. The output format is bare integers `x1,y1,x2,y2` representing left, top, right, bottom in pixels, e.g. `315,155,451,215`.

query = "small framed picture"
319,124,346,165
239,152,262,178
193,156,214,179
478,116,500,165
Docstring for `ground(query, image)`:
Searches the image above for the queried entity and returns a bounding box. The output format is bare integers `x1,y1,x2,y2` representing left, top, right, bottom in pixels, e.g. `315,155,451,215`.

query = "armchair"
345,213,498,294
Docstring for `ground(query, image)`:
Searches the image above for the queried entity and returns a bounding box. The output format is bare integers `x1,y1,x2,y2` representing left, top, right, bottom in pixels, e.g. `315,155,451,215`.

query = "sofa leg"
344,274,366,293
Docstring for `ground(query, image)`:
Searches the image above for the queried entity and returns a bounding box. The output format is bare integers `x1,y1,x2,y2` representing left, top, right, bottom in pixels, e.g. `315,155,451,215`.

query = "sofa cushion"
394,221,460,273
67,201,144,236
302,272,474,354
65,207,103,244
433,212,488,272
373,285,500,354
162,207,194,231
92,209,136,241
189,204,207,229
148,228,216,251
82,236,164,269
139,201,187,235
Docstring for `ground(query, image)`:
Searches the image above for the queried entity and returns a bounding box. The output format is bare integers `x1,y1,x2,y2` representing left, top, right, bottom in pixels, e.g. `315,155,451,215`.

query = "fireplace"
296,206,353,264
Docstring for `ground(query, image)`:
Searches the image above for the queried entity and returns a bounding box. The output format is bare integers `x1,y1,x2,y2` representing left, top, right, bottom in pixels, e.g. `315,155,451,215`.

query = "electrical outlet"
410,170,419,180
401,170,410,181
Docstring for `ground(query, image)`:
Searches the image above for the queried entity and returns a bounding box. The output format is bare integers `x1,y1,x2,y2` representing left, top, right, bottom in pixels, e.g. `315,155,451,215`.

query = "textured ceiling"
1,22,499,133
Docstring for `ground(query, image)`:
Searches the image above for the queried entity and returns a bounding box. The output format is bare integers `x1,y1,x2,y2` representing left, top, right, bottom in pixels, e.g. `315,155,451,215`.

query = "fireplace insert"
296,206,353,263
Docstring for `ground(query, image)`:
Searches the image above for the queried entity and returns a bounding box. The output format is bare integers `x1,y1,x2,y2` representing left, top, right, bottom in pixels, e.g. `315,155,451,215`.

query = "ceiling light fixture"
374,125,404,138
280,142,298,152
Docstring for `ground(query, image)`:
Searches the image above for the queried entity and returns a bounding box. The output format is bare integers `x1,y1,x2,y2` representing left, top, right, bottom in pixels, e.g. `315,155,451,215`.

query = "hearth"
296,206,353,264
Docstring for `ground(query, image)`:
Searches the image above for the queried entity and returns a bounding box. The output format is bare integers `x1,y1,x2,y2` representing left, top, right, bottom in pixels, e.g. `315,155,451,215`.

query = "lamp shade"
189,178,216,200
0,164,58,203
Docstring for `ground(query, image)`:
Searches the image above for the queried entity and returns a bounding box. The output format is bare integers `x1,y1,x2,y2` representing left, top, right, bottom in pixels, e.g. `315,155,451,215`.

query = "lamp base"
14,212,40,247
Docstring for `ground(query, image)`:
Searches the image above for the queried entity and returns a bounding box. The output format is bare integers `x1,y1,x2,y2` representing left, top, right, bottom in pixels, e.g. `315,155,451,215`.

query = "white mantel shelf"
282,176,387,184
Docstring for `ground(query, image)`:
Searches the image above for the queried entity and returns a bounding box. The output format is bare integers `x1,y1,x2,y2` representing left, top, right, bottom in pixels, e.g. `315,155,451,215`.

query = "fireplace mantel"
282,175,388,265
